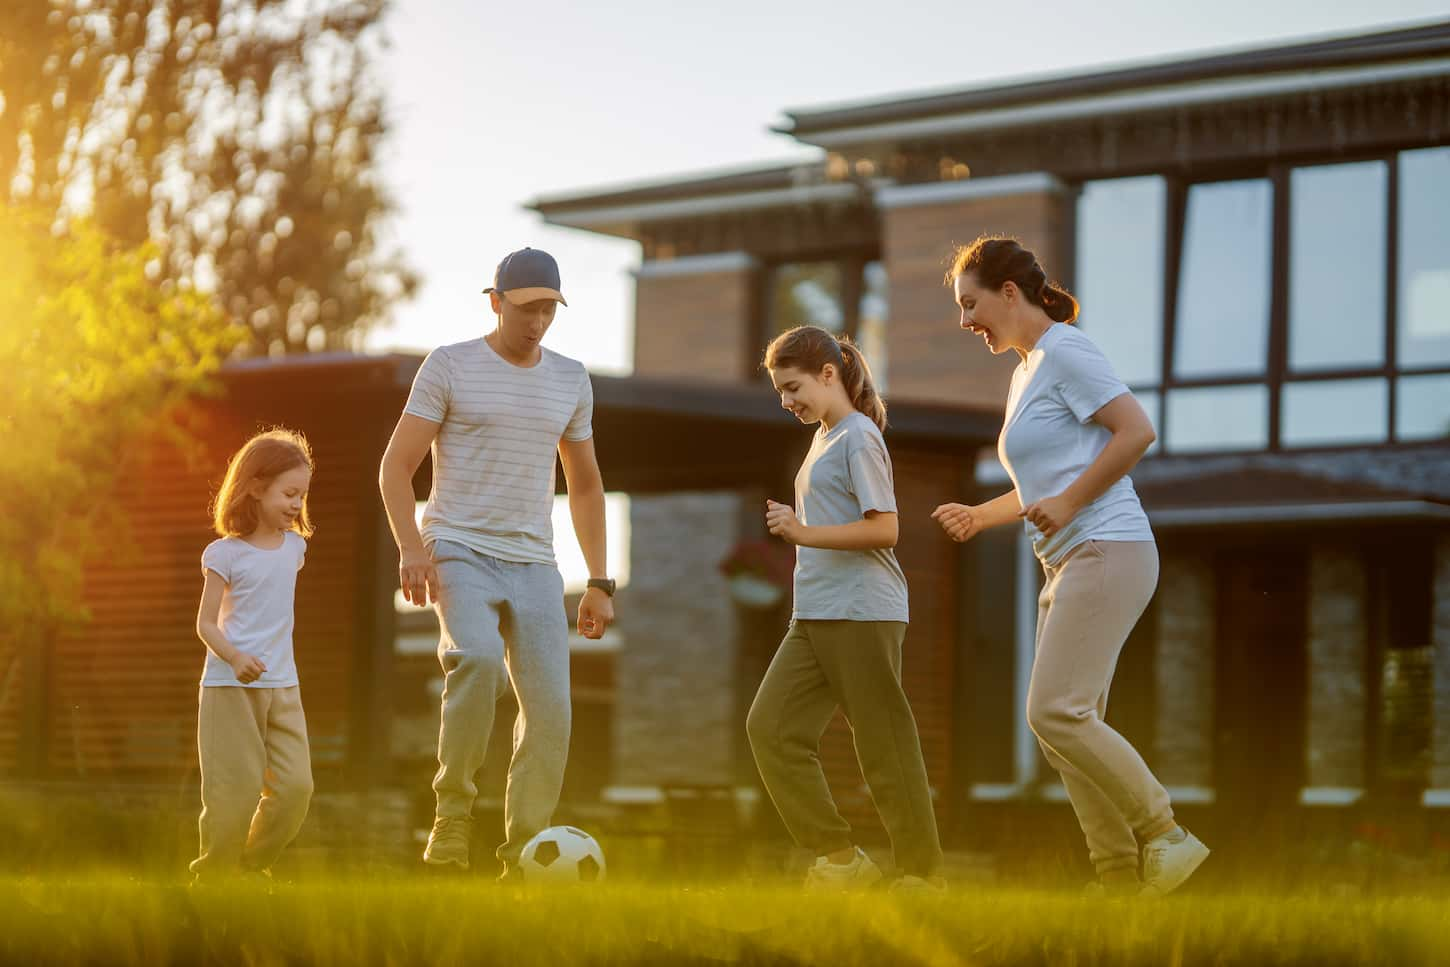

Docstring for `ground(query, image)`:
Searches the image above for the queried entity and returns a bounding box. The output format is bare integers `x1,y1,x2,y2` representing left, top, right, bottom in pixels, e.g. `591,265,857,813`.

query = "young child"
746,325,945,893
191,428,316,879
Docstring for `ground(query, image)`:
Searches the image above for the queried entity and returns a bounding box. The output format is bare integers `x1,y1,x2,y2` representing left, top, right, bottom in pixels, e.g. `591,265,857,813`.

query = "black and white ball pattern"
518,825,606,883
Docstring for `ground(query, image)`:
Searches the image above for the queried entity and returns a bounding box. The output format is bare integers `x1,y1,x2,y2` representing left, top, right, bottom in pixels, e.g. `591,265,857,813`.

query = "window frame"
1076,146,1450,454
755,247,882,378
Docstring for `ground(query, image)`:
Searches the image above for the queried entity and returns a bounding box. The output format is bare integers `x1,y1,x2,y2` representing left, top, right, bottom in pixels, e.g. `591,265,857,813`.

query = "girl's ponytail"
837,338,887,431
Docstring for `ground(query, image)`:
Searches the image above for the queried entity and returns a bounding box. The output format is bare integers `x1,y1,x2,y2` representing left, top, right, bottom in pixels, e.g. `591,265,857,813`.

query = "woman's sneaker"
1139,827,1209,897
423,815,473,870
803,847,883,891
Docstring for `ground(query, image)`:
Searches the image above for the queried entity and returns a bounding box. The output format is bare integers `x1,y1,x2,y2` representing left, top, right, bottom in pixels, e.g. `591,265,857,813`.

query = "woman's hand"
931,503,982,543
1019,494,1080,538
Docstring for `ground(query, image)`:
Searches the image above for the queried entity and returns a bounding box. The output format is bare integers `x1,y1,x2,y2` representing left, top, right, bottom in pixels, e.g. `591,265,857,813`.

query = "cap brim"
483,286,566,307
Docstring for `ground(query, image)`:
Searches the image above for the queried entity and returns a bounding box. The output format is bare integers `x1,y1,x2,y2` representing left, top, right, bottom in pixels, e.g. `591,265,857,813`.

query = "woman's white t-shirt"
998,323,1154,566
200,531,306,687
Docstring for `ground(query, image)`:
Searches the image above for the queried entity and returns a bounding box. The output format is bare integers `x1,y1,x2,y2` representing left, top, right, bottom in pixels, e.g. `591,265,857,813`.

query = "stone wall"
1433,536,1450,790
1153,552,1215,790
1305,547,1369,793
612,491,745,787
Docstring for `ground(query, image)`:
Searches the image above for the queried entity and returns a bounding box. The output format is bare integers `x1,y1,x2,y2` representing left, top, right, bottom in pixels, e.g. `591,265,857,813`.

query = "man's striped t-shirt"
404,337,593,565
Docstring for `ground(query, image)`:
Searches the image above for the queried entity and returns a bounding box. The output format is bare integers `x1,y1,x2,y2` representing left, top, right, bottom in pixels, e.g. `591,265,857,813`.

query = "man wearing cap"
379,247,616,876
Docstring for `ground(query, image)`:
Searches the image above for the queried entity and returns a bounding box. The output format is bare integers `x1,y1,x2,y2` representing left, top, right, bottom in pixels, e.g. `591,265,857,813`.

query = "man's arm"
558,435,613,639
379,413,442,605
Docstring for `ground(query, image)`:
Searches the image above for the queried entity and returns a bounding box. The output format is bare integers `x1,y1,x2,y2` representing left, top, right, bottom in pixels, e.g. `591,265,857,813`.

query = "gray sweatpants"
430,540,571,868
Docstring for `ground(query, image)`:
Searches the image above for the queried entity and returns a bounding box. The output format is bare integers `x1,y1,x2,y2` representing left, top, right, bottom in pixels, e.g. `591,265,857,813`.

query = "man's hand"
229,652,267,684
399,547,439,606
577,588,614,640
765,499,806,545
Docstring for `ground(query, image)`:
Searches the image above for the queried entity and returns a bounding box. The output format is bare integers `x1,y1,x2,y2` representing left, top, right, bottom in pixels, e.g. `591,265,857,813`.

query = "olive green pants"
747,619,942,877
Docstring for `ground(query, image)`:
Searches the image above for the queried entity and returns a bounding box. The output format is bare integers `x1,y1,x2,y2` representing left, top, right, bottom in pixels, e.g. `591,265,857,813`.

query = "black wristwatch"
586,577,616,597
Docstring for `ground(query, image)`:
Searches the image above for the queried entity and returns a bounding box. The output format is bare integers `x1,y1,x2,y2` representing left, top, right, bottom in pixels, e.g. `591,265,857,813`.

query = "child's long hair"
763,326,887,430
211,428,315,538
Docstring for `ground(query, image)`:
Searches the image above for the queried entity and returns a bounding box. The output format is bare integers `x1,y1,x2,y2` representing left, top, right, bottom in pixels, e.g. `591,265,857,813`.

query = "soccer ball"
517,825,607,883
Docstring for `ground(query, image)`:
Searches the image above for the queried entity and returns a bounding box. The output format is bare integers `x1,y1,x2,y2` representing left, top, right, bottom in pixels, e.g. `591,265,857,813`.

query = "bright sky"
365,1,1448,374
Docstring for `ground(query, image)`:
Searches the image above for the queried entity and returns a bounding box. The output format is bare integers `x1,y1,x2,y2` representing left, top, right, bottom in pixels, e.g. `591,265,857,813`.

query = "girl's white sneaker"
803,846,883,891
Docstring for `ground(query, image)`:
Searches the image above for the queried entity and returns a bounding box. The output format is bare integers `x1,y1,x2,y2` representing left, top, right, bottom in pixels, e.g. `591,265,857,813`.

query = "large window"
1076,146,1450,452
1398,147,1450,368
1074,177,1165,450
1076,177,1165,387
1289,161,1388,372
1166,178,1274,451
767,256,889,388
771,262,846,334
1174,179,1273,379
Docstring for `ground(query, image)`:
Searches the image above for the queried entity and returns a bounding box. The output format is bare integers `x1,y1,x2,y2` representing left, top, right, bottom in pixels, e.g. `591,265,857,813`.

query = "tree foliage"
0,204,238,636
0,0,416,355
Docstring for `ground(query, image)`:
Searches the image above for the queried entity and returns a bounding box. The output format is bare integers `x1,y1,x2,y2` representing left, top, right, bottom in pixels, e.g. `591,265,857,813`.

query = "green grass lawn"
3,874,1444,966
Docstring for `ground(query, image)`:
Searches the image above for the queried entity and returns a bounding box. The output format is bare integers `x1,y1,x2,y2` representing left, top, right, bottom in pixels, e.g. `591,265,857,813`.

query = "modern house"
531,19,1450,842
7,20,1449,869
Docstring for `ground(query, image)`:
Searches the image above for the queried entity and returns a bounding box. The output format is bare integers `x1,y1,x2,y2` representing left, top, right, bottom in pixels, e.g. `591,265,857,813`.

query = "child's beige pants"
190,685,313,875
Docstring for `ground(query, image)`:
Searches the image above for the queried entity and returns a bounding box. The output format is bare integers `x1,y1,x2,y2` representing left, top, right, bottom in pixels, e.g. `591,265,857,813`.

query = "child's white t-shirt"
200,531,306,687
998,323,1154,567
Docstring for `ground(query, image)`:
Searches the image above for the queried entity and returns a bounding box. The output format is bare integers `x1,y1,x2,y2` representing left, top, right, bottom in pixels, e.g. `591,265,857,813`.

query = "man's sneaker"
803,846,883,892
889,874,947,895
1139,827,1209,897
423,816,472,870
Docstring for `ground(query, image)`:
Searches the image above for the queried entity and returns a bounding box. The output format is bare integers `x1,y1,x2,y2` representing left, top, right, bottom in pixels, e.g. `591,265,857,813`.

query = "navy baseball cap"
482,247,567,306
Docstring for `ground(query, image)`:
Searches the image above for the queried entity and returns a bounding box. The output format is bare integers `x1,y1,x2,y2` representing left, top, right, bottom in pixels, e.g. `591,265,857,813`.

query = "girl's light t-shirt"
200,531,306,687
999,323,1155,567
791,411,909,623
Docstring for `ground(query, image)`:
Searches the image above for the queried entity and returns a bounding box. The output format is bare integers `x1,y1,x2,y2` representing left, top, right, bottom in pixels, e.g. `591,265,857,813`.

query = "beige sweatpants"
191,685,313,876
1028,540,1173,875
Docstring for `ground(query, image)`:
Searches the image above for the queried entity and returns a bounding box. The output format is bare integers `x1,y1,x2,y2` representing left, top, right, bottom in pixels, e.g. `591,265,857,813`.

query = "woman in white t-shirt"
933,236,1209,897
